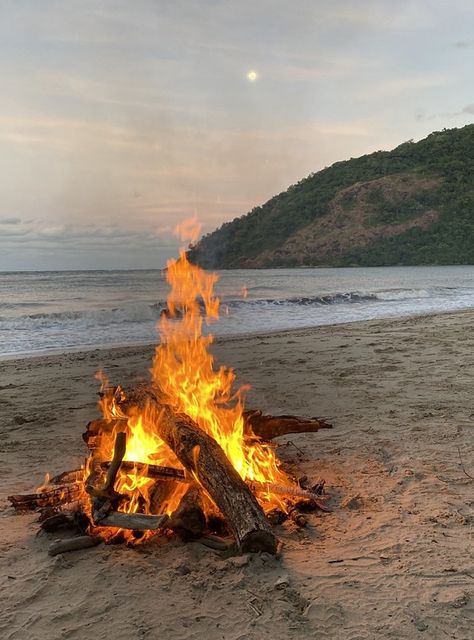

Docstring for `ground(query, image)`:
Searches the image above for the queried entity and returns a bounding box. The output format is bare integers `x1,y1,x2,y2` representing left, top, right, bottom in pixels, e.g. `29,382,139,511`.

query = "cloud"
415,103,474,121
0,218,182,269
0,217,21,225
38,226,68,238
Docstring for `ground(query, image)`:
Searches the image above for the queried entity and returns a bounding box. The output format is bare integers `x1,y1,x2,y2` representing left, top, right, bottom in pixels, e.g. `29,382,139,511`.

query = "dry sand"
0,311,473,639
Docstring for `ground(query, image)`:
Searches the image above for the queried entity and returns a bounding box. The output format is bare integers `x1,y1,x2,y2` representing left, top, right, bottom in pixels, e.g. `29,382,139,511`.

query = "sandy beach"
0,311,473,640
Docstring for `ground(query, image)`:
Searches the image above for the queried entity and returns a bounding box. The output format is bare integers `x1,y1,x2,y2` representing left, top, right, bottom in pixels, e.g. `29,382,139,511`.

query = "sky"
0,0,473,270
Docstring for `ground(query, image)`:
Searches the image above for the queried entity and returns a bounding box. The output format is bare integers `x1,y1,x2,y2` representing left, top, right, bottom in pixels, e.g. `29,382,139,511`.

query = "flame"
85,221,292,543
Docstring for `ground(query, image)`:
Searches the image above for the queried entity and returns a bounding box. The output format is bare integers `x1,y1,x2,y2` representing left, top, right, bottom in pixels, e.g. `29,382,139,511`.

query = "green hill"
187,125,474,268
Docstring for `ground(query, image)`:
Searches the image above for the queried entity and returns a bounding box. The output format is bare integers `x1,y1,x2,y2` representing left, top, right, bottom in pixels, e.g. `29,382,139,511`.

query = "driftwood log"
243,409,332,440
98,512,169,530
8,484,81,512
82,407,331,450
48,536,100,556
168,485,206,539
119,388,277,554
99,460,330,510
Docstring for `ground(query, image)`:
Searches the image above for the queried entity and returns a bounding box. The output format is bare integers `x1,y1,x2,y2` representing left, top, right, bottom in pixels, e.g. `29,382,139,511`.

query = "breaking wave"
2,268,474,357
1,287,473,332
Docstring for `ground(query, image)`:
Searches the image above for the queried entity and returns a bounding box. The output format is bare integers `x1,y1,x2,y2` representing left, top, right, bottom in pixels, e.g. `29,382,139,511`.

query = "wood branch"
119,388,277,554
48,536,100,556
248,481,331,512
8,484,82,512
41,512,75,532
49,469,83,485
88,431,127,523
243,409,332,441
267,508,287,526
82,418,128,450
97,512,169,530
41,510,90,534
168,485,206,539
100,460,330,511
195,534,235,552
287,506,308,527
86,408,332,451
101,460,186,482
102,431,126,495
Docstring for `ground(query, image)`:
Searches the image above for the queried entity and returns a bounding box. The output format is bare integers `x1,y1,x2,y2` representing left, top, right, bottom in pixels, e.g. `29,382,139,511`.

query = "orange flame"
86,221,292,542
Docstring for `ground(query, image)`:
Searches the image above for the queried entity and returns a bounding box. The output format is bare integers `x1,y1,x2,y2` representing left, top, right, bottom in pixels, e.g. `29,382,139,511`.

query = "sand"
0,311,473,640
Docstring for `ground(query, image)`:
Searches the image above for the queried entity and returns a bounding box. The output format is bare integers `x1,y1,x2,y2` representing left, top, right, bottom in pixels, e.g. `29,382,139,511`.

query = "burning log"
101,460,186,482
49,469,83,485
83,417,127,450
120,389,277,554
243,410,332,441
87,431,127,524
156,409,276,553
99,460,330,510
8,484,81,513
84,409,331,451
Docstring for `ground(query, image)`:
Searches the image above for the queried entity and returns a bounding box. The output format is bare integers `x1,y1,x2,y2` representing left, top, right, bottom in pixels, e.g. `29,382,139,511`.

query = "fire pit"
9,241,332,556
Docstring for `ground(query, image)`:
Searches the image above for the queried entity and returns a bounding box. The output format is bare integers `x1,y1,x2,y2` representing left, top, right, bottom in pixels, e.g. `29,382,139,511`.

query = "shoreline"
2,306,474,364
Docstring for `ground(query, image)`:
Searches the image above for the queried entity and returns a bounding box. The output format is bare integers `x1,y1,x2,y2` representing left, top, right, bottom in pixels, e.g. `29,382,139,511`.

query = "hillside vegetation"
188,125,474,268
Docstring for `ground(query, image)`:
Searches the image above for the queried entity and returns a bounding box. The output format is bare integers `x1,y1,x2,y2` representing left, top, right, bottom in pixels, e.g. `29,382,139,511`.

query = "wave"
2,286,474,332
0,303,166,329
228,291,378,307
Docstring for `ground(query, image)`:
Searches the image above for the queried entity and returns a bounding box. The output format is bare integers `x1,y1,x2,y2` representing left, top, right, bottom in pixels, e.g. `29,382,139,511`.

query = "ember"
9,221,332,556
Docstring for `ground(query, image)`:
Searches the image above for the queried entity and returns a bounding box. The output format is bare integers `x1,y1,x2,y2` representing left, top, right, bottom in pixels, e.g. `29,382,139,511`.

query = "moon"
247,70,258,82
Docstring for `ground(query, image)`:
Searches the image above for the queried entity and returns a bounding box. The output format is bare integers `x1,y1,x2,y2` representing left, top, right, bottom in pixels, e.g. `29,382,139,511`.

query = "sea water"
1,266,474,357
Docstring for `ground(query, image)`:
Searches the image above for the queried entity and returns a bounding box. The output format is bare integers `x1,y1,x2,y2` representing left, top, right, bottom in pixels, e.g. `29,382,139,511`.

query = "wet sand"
0,311,473,639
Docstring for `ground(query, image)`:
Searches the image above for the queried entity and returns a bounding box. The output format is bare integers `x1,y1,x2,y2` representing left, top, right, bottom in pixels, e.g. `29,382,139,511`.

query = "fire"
152,246,289,491
88,221,292,542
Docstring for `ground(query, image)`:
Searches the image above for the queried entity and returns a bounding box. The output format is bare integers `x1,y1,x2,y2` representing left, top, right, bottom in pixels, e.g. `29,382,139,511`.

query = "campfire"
9,225,332,556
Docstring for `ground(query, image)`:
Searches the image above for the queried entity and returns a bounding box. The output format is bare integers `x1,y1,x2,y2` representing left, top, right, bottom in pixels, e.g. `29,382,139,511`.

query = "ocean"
1,266,474,358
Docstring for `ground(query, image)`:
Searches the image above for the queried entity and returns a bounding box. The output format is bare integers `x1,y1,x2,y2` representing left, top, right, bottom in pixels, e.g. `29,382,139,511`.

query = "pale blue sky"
0,0,473,269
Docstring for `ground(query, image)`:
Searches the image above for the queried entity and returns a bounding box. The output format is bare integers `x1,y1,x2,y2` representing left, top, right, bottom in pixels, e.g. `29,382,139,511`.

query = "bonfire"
9,223,332,556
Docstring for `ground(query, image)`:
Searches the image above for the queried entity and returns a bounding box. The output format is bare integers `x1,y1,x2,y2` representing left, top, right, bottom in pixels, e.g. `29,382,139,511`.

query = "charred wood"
287,506,308,527
243,410,332,441
8,484,82,512
48,535,100,556
168,485,206,540
266,508,287,526
49,469,83,485
119,388,277,554
97,512,169,530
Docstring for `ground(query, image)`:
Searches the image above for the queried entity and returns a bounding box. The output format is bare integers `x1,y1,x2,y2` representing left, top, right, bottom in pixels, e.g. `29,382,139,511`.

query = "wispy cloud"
0,217,21,225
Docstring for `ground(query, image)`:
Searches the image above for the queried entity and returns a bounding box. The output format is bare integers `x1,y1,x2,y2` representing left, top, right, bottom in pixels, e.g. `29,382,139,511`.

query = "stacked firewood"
9,386,332,556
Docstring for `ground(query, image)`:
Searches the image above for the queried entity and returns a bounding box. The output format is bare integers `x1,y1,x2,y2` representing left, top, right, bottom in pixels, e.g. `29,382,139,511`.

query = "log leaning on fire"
82,410,332,451
120,390,277,554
